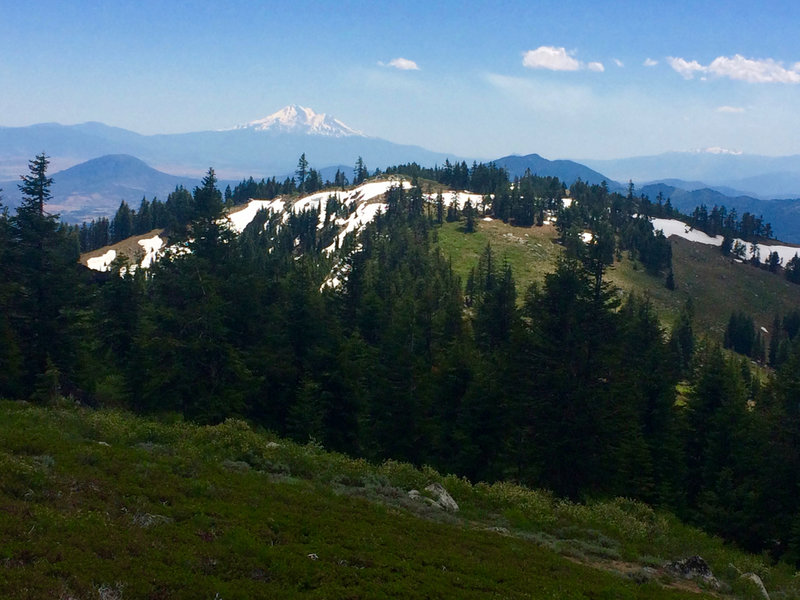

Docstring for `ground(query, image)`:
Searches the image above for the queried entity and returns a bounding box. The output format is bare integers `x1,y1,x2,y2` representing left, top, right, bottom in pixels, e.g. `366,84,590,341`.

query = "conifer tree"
9,153,81,393
296,153,309,195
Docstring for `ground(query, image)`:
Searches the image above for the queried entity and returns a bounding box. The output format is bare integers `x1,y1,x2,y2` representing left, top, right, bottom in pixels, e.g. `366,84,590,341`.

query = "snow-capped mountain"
235,105,363,137
0,108,457,181
693,147,744,156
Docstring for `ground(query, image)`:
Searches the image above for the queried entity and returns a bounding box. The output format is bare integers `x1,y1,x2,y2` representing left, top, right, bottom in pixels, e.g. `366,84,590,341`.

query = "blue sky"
2,0,800,159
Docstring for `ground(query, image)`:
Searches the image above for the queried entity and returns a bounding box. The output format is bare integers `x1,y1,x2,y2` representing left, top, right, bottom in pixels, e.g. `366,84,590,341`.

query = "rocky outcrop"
408,483,459,512
665,556,720,590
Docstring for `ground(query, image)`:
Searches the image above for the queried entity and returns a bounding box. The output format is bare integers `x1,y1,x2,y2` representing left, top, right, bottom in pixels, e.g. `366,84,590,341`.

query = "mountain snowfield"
83,180,800,276
85,179,430,272
233,104,364,137
651,218,800,265
85,235,165,271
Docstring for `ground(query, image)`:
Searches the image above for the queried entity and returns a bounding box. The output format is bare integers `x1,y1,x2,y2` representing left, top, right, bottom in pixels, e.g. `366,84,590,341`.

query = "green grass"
1,400,797,598
436,217,800,341
436,218,563,295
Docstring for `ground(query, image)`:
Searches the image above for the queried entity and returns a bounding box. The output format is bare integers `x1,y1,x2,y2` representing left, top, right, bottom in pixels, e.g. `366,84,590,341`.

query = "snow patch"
86,249,116,272
227,199,285,233
138,235,164,269
651,218,800,266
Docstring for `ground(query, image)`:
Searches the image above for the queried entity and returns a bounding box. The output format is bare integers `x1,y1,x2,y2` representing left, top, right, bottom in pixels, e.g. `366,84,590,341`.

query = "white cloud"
668,54,800,83
643,58,658,67
613,58,624,68
708,54,800,83
522,46,605,74
667,57,706,79
716,105,745,113
380,57,420,71
522,46,580,71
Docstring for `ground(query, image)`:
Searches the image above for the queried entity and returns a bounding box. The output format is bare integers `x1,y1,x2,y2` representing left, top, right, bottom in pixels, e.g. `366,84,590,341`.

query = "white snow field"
90,182,800,277
86,249,116,271
138,235,164,268
651,218,800,265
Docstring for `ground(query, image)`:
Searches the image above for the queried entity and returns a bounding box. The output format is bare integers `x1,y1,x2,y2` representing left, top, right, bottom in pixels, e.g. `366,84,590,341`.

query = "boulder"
665,556,720,590
425,482,459,512
132,512,173,528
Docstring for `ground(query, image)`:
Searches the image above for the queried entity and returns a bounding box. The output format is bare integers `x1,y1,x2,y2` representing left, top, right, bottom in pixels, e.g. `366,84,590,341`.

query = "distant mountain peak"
692,146,744,156
235,105,363,137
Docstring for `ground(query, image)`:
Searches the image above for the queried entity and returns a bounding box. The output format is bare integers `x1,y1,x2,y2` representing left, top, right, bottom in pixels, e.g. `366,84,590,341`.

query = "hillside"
638,182,800,244
81,179,800,345
493,153,621,188
1,155,201,223
1,400,788,599
433,215,800,342
16,168,800,582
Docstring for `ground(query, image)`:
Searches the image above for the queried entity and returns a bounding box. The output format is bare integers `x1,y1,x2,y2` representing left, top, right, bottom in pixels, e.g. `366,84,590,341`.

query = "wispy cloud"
613,58,624,68
485,72,594,113
378,57,420,71
716,105,745,113
522,46,604,73
668,54,800,83
643,58,658,67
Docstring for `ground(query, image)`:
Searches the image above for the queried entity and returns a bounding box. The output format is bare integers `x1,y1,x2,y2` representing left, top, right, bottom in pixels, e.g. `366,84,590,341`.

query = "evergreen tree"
463,198,476,233
353,157,368,185
111,200,133,243
296,153,309,195
8,153,82,394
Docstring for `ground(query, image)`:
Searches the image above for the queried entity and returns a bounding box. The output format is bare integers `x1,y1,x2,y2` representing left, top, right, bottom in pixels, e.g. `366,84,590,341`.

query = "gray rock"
132,512,173,528
408,489,439,510
665,556,720,590
424,482,459,512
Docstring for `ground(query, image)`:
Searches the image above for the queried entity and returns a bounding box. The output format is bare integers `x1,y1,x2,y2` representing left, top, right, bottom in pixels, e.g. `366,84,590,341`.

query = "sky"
2,0,800,160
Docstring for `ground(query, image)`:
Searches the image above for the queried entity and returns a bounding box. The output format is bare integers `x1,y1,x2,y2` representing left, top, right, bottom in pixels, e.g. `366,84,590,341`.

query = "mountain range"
4,105,800,240
582,150,800,200
0,105,456,181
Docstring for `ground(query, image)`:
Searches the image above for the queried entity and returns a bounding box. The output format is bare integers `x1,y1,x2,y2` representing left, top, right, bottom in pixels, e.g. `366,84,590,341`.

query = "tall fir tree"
8,153,82,395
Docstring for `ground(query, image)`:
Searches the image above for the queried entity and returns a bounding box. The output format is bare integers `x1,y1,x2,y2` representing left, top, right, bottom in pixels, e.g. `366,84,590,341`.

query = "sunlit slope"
436,218,800,338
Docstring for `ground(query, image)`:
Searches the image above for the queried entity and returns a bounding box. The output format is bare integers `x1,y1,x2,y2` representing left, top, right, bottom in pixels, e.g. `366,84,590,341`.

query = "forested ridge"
4,154,800,567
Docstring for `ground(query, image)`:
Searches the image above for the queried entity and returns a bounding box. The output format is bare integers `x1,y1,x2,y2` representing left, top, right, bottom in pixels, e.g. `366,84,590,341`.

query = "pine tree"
464,199,476,233
353,157,368,185
9,153,81,394
296,153,309,195
435,191,444,224
111,200,133,243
